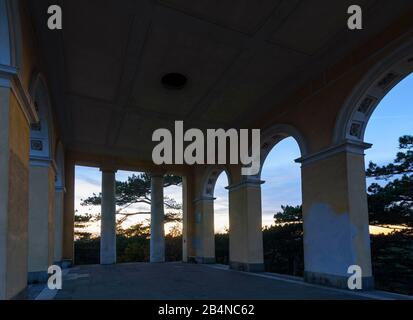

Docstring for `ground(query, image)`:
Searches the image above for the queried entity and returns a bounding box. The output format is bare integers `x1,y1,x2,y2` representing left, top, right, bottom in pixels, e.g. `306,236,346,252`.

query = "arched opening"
261,137,304,277
362,74,413,295
334,44,413,295
0,0,22,69
198,168,231,265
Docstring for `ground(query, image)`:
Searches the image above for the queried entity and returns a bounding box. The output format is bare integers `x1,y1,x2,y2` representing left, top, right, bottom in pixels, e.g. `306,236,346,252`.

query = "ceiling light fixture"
161,73,188,90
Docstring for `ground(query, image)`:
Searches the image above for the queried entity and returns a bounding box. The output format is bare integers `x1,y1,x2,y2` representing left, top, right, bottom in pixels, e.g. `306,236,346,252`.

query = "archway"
363,74,413,295
197,167,231,264
334,42,413,294
0,0,22,70
261,135,304,276
334,38,413,145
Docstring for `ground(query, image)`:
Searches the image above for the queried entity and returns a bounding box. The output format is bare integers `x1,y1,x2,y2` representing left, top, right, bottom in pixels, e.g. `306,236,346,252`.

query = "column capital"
30,156,57,174
55,186,66,193
295,139,372,167
193,197,216,204
150,172,166,178
0,65,39,124
226,178,265,192
100,166,118,173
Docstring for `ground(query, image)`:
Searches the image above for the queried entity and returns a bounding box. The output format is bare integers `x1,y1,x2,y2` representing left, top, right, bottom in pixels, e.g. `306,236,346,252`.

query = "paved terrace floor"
31,262,412,300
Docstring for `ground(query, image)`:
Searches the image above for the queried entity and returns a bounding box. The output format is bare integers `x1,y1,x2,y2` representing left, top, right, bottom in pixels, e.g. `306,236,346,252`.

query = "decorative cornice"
55,186,66,193
30,156,58,173
226,179,265,192
100,167,118,174
295,140,372,166
193,197,216,204
150,172,166,178
0,64,39,124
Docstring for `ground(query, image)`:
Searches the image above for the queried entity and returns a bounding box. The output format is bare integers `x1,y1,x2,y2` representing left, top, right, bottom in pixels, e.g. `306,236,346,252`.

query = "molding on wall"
29,156,58,174
333,37,413,145
226,178,265,192
193,196,216,204
295,140,372,167
0,64,39,124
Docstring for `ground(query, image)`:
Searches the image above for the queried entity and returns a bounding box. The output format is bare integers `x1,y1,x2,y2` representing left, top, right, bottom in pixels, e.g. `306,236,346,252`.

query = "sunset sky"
75,74,413,236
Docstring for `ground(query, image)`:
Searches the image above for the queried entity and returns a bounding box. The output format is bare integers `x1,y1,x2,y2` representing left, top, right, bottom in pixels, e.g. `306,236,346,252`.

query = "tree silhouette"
80,173,183,225
366,135,413,227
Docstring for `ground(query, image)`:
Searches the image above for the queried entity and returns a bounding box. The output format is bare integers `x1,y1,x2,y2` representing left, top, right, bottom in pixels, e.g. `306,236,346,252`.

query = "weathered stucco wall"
301,151,372,288
0,87,30,299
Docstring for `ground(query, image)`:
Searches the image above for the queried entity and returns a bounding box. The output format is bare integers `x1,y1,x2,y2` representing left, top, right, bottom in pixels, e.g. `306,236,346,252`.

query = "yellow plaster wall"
301,152,372,277
5,91,30,299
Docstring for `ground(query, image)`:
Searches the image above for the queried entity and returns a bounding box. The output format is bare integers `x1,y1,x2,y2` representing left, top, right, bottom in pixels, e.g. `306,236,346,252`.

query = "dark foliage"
367,135,413,227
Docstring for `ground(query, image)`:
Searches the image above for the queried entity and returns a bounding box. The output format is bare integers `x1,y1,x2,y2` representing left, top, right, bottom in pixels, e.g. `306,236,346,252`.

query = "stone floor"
32,262,412,300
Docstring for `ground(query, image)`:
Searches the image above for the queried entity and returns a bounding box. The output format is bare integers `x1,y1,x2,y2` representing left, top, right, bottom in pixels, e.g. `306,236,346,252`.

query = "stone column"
182,175,196,263
228,179,264,272
194,198,216,264
298,141,374,290
150,174,165,263
54,186,65,264
28,159,56,283
62,155,75,267
100,169,117,265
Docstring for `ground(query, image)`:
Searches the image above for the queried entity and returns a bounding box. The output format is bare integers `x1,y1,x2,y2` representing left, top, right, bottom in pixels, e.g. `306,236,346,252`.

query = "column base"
195,257,216,264
187,256,197,264
28,271,49,284
304,271,375,291
11,288,29,300
61,259,73,269
150,260,165,263
230,261,265,273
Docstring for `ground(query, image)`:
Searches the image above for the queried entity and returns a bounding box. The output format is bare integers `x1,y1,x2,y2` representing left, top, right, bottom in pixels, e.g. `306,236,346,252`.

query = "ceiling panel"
63,0,132,101
202,46,309,123
115,113,143,149
270,0,375,55
159,0,282,35
129,17,240,117
70,99,113,145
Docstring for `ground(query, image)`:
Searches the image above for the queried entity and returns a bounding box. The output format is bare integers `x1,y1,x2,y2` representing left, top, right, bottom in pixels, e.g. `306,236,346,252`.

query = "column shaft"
194,199,215,264
0,86,30,299
182,175,196,262
54,188,65,263
150,175,165,263
28,162,55,283
301,147,373,289
228,181,264,272
100,170,117,265
62,155,75,266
